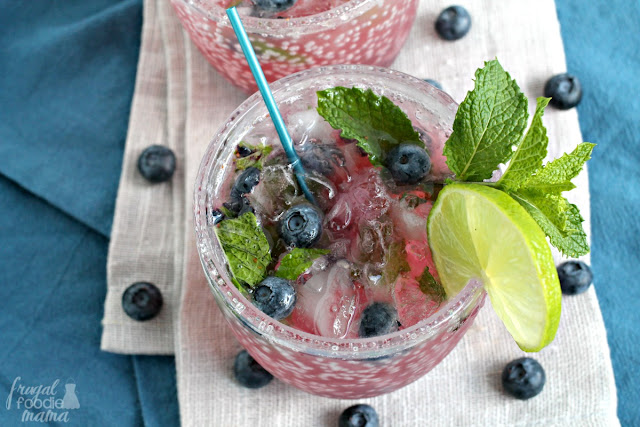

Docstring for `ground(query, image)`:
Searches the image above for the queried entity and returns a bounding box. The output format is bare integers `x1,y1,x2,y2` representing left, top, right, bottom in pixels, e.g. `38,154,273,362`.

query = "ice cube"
393,273,441,328
246,163,299,220
290,260,359,338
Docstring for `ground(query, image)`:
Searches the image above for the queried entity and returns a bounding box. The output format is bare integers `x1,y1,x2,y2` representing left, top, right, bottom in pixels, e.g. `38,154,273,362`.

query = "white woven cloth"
102,0,619,425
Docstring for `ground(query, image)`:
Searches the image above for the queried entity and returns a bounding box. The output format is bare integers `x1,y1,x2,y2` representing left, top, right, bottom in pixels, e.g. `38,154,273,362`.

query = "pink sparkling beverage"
171,0,419,93
194,66,486,398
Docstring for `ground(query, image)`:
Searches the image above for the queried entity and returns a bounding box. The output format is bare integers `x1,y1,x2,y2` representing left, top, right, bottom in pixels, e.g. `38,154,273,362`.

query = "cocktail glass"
171,0,420,93
194,65,486,398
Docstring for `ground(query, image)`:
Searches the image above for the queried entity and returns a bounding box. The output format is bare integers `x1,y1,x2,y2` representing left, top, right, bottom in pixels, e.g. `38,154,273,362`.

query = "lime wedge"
427,183,561,351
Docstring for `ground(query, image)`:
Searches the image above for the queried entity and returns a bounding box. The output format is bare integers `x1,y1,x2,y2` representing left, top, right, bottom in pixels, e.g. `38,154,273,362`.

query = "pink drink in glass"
194,65,486,398
171,0,419,93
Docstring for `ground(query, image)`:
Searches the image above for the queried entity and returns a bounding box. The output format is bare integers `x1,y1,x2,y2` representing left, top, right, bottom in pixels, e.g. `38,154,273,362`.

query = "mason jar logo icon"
61,379,80,410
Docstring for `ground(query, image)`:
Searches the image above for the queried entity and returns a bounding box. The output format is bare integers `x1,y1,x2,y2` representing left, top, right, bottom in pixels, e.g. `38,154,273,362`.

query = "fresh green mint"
275,248,330,281
381,241,410,286
417,266,446,303
235,141,273,171
214,212,271,288
316,86,423,166
445,59,593,257
444,60,529,182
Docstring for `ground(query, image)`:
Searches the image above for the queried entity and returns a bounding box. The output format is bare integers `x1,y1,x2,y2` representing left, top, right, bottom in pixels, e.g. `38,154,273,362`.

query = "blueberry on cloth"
435,6,472,41
253,276,296,320
233,166,261,195
385,143,431,185
122,282,163,321
279,204,323,248
233,350,273,389
253,0,297,12
137,145,176,183
339,404,379,427
557,260,593,295
359,302,399,338
424,79,443,90
502,357,546,400
544,73,583,109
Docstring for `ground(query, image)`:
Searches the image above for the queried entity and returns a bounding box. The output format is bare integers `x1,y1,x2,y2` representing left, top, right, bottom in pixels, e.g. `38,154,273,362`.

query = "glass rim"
179,0,381,34
193,64,486,358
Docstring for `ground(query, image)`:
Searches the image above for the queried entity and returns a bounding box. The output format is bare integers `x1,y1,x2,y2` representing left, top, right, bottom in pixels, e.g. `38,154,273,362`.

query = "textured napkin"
103,0,619,425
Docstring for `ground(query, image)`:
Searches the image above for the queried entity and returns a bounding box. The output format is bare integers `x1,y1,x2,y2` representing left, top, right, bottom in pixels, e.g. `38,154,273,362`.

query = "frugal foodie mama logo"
5,377,79,423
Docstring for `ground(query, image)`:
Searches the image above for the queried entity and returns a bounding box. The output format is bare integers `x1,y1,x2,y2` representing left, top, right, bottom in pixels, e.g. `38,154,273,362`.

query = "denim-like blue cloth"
0,0,637,425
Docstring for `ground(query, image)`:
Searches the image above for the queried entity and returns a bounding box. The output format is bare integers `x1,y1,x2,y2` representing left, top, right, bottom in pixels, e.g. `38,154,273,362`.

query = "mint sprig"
275,248,330,281
449,59,593,257
444,60,529,181
316,86,423,166
214,212,271,288
417,266,446,303
235,141,273,171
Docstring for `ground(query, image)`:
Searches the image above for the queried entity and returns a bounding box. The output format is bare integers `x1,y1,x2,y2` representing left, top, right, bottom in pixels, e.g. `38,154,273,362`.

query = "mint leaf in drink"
498,97,551,191
235,141,273,171
417,266,446,303
510,192,589,257
316,86,423,167
382,241,410,286
523,143,595,195
275,248,330,280
444,60,529,181
215,212,271,288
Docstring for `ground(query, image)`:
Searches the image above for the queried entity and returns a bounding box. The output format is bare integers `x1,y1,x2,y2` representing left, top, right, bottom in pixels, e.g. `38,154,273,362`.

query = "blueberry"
223,192,252,215
300,143,345,175
502,357,545,400
279,204,323,248
424,79,443,90
236,145,253,158
233,166,261,195
253,0,296,12
385,143,431,185
253,276,296,320
557,260,593,295
208,208,224,226
435,6,472,41
233,350,273,389
544,73,583,109
359,302,398,338
137,145,176,183
338,404,379,427
122,282,163,321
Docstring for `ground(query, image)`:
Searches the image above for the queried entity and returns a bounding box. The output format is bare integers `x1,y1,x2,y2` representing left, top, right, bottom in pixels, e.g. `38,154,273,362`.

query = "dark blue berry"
279,204,323,248
237,145,253,158
385,143,431,185
544,73,583,109
502,357,545,400
557,260,593,295
424,79,443,90
233,350,273,389
435,6,472,41
253,0,296,12
359,302,398,338
223,192,252,215
300,143,345,175
233,166,261,195
208,208,224,225
137,145,176,183
339,404,379,427
122,282,163,321
253,276,296,320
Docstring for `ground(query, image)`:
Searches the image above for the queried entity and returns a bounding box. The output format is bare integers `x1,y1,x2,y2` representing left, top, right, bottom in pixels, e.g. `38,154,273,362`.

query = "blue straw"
226,7,315,204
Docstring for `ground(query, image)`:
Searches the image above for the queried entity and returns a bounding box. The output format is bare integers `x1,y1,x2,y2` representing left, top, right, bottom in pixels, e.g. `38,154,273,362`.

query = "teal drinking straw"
226,7,315,204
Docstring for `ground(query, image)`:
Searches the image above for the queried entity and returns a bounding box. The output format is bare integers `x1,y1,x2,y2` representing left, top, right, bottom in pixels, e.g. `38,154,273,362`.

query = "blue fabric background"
0,0,637,425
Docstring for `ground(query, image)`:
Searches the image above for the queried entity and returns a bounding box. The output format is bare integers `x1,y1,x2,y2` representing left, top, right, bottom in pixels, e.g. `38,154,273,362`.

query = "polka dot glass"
171,0,420,93
194,66,487,398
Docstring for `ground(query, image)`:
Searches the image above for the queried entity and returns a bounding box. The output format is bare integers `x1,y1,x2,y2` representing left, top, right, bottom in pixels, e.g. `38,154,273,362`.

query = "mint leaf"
417,266,446,303
275,248,329,280
444,59,529,181
382,241,410,286
498,97,551,191
511,192,589,257
523,143,595,195
214,213,271,288
235,142,273,171
316,86,423,166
